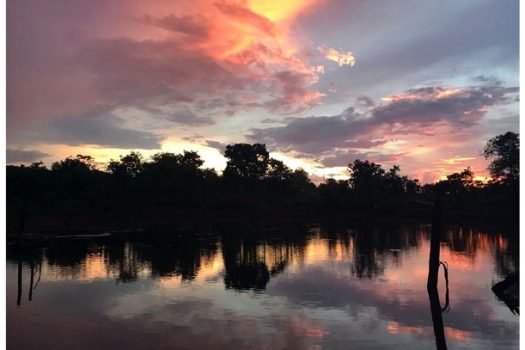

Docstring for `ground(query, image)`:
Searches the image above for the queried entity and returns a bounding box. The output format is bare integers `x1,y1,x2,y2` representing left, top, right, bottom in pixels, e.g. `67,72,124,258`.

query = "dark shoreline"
7,204,518,242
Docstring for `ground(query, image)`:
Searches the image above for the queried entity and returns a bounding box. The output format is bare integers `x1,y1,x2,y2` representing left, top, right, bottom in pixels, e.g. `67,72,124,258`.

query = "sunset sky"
7,0,519,183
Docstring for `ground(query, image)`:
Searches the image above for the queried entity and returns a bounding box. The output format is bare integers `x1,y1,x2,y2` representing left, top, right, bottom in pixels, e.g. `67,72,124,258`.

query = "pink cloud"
7,0,330,131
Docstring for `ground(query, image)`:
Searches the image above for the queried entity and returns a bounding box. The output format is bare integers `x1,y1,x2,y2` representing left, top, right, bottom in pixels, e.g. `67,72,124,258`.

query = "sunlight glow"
248,0,319,22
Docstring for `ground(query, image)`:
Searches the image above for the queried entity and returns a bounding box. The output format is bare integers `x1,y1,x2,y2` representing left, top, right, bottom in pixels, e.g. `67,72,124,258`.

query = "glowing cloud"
247,0,319,22
381,88,463,102
323,48,356,66
442,156,476,165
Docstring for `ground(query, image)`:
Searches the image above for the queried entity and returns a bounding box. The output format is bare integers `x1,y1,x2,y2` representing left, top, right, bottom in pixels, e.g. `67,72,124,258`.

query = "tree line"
6,132,519,218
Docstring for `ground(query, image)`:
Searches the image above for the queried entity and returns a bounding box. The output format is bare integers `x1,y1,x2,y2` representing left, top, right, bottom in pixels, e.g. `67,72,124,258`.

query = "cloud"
320,150,405,168
7,149,50,164
322,48,356,66
215,2,277,37
250,82,518,174
204,140,228,153
140,14,210,40
372,87,510,129
355,96,376,109
164,108,214,126
7,0,329,135
442,156,476,165
31,114,164,149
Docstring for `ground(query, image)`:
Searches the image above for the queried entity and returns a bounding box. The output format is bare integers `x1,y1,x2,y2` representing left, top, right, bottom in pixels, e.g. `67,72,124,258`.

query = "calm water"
7,221,519,349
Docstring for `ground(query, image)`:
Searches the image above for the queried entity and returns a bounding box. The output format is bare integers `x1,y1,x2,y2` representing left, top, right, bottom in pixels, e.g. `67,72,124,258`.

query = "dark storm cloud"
6,149,50,164
250,84,518,156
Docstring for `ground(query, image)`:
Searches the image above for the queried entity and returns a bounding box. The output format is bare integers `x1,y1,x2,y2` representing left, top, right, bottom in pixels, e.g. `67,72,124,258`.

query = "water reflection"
222,232,308,290
7,222,519,350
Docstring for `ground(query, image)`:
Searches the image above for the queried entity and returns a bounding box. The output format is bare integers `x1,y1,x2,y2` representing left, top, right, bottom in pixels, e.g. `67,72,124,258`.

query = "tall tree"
483,132,519,183
223,143,269,179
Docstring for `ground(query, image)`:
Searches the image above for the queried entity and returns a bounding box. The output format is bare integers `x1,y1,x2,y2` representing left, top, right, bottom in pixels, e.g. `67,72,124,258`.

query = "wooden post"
427,200,442,290
427,199,447,350
29,254,35,302
428,286,447,350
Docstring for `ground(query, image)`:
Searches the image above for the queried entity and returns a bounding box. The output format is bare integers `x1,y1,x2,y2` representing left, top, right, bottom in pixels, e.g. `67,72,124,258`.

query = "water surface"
7,221,519,349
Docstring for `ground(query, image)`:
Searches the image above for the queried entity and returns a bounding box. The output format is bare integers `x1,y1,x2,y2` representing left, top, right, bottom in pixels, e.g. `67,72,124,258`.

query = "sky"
6,0,519,183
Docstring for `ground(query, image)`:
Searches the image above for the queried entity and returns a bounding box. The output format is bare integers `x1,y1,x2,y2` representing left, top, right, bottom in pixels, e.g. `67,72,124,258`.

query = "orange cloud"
387,322,425,336
382,88,463,102
182,0,327,111
323,48,356,66
9,0,330,128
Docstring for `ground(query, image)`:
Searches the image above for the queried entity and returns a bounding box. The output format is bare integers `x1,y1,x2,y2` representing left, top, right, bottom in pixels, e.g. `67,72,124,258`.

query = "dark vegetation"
6,132,519,234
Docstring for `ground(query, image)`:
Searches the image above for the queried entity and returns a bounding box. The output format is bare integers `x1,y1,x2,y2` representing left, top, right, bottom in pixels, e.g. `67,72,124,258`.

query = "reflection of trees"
494,229,519,278
222,236,270,291
105,242,140,283
441,225,519,277
46,240,89,269
222,231,308,291
136,234,219,281
352,230,385,278
9,234,221,284
6,221,518,297
9,246,43,306
350,221,421,278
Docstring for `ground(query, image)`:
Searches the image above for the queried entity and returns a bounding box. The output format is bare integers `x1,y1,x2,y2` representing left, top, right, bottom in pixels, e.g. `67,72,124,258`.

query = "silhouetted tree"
318,178,350,207
266,158,292,180
50,154,100,199
348,160,386,209
288,168,316,200
433,168,474,196
223,143,269,179
484,132,519,184
107,151,144,178
29,161,46,170
5,133,520,226
51,154,95,172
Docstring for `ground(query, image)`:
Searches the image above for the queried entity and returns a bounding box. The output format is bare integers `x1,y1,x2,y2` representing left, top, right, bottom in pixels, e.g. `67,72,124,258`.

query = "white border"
1,0,7,348
519,0,524,348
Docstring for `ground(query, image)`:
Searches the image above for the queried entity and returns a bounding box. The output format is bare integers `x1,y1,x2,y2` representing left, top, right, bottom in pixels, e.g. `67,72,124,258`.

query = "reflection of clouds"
386,322,473,344
445,327,472,343
7,226,519,349
101,280,332,349
267,232,518,348
387,321,426,336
